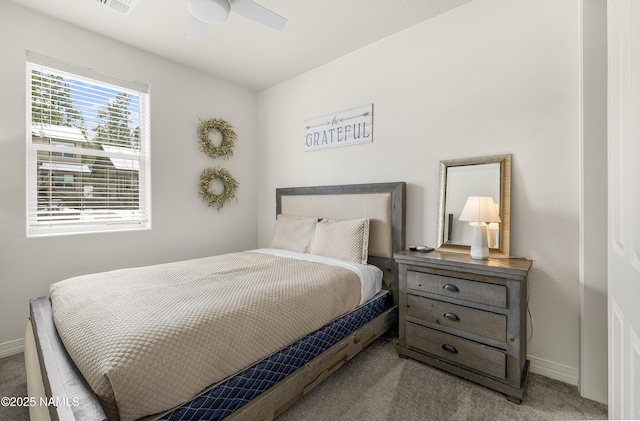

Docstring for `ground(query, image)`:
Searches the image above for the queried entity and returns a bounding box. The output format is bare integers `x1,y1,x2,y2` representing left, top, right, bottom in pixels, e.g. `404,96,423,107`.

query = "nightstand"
394,250,532,402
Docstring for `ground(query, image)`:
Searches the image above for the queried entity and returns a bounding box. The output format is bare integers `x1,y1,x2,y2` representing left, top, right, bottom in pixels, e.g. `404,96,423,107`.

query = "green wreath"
199,167,239,210
198,118,236,160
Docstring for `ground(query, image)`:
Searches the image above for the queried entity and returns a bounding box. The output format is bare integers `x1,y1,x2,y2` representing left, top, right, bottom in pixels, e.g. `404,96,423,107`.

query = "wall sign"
304,104,373,151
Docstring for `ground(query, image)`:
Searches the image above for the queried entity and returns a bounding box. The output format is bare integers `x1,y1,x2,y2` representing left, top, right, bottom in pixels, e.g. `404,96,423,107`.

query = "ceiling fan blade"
187,15,209,39
231,0,287,31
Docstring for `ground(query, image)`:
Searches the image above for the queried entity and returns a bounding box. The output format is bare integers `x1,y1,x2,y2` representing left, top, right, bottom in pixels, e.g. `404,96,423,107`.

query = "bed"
25,181,406,421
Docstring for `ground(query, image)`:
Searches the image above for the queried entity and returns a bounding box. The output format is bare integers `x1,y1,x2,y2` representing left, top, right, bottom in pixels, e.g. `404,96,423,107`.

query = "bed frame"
26,181,406,421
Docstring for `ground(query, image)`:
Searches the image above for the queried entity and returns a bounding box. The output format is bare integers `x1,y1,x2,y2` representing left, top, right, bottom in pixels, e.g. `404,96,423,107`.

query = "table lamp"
459,196,501,259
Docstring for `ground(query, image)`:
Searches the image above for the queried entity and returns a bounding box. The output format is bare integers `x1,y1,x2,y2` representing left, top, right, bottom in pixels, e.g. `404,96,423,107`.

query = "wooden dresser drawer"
405,322,506,379
407,270,507,308
406,294,507,342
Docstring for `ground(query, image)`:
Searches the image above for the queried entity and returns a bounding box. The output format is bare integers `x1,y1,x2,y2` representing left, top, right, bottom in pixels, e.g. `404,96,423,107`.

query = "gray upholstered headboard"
275,182,406,300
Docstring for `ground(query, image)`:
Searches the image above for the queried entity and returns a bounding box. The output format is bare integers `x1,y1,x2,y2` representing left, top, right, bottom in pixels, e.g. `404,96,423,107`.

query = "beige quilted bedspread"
49,251,361,421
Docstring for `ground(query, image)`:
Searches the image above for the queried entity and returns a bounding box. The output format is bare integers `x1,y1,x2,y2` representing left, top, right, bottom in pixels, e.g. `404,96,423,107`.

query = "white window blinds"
26,53,151,236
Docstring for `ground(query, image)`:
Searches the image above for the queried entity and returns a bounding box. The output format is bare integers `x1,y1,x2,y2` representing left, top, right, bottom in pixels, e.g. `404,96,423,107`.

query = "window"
26,52,150,236
50,140,75,158
53,173,75,188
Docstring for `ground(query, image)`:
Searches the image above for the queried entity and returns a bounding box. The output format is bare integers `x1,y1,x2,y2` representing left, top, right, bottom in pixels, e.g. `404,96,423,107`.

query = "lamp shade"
459,196,501,223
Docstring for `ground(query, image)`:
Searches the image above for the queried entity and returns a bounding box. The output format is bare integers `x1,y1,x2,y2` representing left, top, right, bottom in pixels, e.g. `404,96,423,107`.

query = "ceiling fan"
186,0,287,39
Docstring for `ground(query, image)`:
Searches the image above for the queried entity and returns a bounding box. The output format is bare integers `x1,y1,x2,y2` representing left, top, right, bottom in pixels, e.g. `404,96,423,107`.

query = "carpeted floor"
0,352,29,421
277,336,607,421
0,335,607,421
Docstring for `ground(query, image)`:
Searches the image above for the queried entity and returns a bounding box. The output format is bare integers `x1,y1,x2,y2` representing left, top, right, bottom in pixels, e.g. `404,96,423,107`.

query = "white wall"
0,2,258,349
257,0,584,385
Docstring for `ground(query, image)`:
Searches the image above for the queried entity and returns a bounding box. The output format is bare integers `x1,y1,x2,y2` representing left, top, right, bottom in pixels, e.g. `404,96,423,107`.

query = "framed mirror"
436,154,511,257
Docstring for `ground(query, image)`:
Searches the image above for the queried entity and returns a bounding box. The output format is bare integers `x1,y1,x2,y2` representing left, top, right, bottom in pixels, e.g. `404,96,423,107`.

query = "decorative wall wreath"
198,118,236,160
199,167,239,210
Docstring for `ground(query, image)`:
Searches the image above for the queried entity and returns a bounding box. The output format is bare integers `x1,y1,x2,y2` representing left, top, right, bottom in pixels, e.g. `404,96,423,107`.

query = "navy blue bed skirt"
160,290,392,421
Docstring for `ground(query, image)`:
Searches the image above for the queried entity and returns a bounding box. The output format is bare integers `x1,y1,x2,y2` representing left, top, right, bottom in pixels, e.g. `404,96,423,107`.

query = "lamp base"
469,223,490,259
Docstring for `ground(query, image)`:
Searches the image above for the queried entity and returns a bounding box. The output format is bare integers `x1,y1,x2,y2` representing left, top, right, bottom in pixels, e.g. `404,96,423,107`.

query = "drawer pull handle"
442,344,458,354
443,312,459,322
443,284,459,293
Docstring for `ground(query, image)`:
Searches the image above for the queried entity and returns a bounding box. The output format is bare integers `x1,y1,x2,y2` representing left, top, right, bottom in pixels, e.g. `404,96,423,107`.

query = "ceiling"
8,0,473,91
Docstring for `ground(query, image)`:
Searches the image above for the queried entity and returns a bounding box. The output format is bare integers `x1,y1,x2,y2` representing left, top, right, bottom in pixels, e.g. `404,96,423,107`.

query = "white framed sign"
304,104,373,151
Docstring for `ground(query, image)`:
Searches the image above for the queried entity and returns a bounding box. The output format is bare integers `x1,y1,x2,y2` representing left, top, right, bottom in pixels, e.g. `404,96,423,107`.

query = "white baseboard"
529,355,580,386
0,338,25,359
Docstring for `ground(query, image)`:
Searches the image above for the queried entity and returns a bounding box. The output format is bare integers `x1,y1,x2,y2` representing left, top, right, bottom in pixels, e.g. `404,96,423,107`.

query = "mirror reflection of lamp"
487,202,500,248
459,196,501,259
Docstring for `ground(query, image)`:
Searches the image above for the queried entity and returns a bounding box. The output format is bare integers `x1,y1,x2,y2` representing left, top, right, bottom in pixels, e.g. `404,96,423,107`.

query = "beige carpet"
277,336,607,420
0,352,28,421
0,335,607,421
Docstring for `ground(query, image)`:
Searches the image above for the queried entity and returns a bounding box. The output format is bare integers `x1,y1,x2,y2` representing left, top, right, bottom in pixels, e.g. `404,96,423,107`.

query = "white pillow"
309,218,370,264
269,214,318,253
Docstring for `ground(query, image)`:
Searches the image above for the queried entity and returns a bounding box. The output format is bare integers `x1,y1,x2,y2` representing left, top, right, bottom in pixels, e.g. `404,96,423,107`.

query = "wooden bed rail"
29,297,107,421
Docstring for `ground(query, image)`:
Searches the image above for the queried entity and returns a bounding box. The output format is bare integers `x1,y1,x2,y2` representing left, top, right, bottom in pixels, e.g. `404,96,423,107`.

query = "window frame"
26,52,151,237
